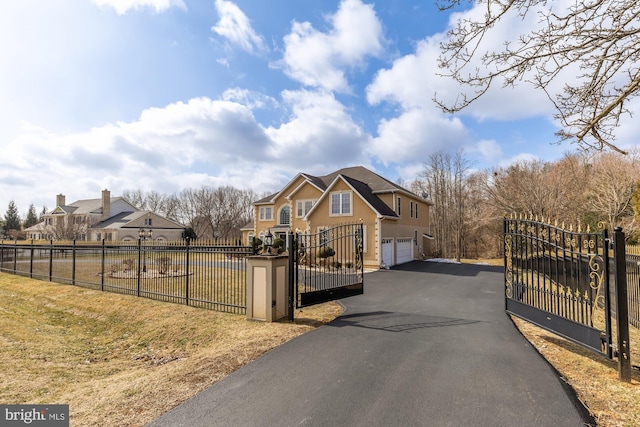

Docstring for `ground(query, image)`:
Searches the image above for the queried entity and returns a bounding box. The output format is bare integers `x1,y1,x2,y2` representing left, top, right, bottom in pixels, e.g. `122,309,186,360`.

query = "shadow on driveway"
328,310,482,333
389,260,503,276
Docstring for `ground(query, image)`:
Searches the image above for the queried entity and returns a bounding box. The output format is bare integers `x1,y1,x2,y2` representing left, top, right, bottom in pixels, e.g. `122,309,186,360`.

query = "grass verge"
0,273,341,426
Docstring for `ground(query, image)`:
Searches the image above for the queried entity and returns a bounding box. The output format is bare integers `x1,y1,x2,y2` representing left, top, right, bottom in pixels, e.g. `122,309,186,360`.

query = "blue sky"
2,0,637,216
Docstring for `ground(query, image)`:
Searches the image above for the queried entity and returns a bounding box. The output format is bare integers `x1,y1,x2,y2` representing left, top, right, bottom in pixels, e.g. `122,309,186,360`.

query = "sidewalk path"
148,261,594,427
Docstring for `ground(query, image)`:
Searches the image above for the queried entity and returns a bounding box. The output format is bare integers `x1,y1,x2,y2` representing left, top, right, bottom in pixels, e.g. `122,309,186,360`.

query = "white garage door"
381,238,393,268
396,238,414,264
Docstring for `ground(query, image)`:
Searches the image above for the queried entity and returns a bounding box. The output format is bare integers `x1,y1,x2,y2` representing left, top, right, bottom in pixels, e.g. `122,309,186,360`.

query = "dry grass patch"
0,273,342,427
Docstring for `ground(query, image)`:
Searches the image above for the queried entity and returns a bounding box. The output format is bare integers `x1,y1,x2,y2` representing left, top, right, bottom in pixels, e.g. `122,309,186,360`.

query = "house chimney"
102,189,111,221
56,194,66,207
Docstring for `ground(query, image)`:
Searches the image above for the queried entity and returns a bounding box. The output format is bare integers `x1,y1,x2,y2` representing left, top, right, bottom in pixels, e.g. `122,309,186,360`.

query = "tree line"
121,186,260,240
411,150,640,261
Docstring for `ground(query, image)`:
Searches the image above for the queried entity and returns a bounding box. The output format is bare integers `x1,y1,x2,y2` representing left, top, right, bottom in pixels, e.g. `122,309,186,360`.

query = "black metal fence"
0,239,254,314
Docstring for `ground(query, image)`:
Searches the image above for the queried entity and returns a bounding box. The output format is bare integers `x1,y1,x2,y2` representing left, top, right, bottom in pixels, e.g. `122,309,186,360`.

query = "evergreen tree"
4,200,21,238
39,206,47,222
24,204,39,229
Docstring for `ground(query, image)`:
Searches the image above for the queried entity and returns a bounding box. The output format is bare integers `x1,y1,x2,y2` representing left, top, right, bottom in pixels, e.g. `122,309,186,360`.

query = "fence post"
30,240,34,278
185,237,190,306
72,240,77,286
101,239,105,291
48,240,53,281
137,238,142,297
613,227,632,382
13,240,17,273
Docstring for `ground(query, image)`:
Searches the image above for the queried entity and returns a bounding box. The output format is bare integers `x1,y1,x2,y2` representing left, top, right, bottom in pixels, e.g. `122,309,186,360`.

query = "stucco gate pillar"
246,254,290,322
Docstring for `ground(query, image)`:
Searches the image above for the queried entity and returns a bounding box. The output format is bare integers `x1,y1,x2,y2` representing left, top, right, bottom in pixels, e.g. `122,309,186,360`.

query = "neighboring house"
242,166,433,269
24,190,185,241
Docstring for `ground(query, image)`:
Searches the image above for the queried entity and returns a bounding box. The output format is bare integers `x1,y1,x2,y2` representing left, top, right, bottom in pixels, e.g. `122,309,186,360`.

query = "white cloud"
221,88,279,110
469,139,504,163
92,0,186,14
498,153,540,169
369,108,470,165
280,0,386,92
367,21,554,122
212,0,268,54
0,97,275,212
367,37,443,110
265,90,370,170
0,91,377,213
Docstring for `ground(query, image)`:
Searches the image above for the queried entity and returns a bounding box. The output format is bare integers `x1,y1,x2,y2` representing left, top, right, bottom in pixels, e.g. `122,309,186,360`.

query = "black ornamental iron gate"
504,214,632,381
287,223,364,319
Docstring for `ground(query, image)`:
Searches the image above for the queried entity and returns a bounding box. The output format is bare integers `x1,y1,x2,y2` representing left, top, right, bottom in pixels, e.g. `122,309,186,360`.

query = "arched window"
279,206,291,225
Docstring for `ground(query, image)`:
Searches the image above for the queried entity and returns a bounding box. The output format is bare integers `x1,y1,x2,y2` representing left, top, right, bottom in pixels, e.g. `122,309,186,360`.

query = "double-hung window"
259,207,273,221
296,200,315,218
330,192,352,216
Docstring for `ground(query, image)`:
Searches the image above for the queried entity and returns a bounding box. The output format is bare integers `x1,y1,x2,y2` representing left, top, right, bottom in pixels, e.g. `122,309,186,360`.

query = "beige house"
242,166,432,269
25,190,185,241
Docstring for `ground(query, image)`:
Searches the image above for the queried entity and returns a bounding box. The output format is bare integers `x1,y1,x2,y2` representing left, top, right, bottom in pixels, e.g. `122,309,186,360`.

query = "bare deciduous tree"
175,186,257,241
484,154,590,225
436,0,639,153
420,150,471,261
586,152,639,232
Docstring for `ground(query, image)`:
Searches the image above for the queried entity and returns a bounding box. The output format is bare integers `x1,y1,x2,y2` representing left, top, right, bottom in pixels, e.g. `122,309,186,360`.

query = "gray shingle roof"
92,211,141,229
318,166,408,194
341,175,398,218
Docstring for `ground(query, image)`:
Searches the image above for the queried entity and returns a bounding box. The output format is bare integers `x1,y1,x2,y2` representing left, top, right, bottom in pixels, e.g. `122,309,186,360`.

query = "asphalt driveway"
148,261,594,427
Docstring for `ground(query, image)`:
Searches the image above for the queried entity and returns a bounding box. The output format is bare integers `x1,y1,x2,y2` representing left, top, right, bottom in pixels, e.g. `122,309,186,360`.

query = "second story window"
279,206,291,225
330,192,352,216
296,200,315,217
397,197,401,216
259,207,273,221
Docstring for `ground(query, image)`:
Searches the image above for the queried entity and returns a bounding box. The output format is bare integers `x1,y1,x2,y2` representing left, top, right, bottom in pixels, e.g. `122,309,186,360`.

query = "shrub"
316,246,335,259
272,238,285,254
